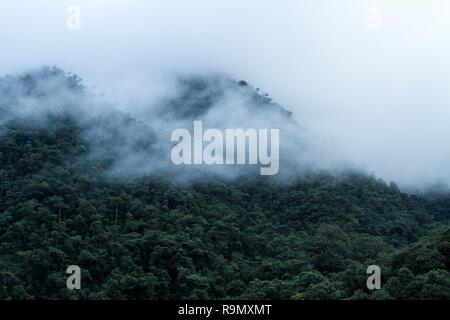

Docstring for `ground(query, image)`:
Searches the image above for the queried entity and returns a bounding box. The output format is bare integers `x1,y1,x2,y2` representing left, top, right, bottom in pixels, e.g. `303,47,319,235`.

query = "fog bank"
1,0,450,190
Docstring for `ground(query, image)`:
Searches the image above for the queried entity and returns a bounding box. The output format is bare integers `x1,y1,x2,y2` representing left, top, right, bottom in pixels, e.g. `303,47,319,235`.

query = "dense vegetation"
1,68,450,300
1,116,450,299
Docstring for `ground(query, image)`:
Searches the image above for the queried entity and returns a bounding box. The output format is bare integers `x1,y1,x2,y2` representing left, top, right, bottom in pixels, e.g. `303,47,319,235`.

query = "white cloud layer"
1,0,450,190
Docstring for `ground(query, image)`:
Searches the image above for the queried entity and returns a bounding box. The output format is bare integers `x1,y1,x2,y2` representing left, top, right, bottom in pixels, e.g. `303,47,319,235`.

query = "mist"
1,0,450,190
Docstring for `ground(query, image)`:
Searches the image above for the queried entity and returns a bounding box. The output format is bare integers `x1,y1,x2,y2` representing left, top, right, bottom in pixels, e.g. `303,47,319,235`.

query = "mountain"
158,74,292,119
0,67,450,299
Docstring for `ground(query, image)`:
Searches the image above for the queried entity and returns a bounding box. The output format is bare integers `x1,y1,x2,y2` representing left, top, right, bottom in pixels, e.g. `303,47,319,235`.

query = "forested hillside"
1,68,450,299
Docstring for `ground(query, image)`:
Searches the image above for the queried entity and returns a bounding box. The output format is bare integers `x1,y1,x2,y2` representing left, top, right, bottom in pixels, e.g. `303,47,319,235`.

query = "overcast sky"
1,0,450,189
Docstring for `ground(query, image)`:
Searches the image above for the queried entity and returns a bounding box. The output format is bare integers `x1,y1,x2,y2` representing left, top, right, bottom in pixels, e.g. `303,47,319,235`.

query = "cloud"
1,66,354,187
1,0,450,190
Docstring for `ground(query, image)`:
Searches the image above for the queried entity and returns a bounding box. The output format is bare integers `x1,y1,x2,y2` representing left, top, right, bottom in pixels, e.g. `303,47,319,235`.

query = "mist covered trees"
1,113,450,299
0,68,450,300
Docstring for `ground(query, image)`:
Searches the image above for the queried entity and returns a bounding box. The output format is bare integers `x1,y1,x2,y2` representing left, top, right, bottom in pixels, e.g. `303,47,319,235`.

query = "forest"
0,67,449,300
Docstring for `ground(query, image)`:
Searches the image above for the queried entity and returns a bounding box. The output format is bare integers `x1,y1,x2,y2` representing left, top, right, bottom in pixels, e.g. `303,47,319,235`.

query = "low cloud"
2,1,450,191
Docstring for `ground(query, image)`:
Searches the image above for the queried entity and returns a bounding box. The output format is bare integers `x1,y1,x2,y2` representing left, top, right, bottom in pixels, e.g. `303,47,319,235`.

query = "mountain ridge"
0,67,450,299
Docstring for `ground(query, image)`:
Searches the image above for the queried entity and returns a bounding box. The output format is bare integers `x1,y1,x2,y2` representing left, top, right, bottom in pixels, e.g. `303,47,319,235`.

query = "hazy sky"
1,0,450,189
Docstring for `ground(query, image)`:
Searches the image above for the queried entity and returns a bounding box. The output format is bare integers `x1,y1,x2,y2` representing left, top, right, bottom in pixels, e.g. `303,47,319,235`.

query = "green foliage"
0,115,450,300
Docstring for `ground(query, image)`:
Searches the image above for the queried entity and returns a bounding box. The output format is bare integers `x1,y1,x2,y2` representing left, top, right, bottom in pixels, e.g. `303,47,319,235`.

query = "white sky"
1,0,450,189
